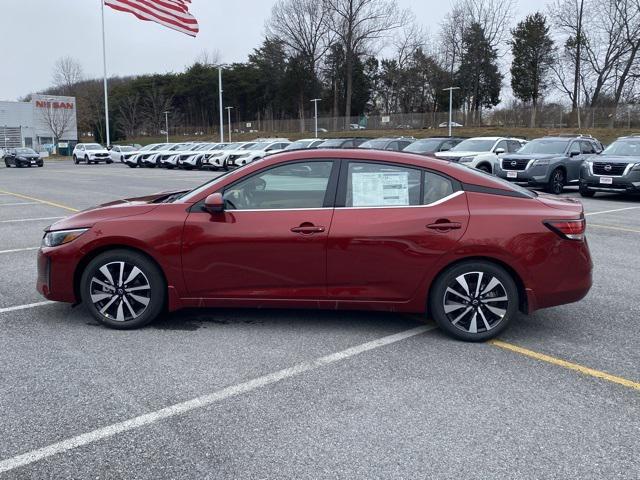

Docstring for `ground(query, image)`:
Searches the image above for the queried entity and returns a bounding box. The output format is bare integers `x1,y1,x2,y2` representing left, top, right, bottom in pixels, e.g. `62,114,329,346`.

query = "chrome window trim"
223,191,464,212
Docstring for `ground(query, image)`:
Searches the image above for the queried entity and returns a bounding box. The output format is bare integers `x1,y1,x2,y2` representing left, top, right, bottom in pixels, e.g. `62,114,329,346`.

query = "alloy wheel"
442,271,509,334
551,170,564,194
89,261,151,322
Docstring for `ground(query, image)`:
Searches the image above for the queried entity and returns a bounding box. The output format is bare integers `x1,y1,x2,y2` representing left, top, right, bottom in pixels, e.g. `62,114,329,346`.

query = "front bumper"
17,158,43,167
580,170,640,193
496,164,550,186
36,247,79,304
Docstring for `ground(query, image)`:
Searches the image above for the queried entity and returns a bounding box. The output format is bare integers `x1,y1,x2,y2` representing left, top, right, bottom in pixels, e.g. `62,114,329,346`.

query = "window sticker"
352,171,410,207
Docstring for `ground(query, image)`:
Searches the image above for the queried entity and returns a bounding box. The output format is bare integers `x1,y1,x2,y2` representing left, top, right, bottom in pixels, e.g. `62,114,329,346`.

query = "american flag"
104,0,199,37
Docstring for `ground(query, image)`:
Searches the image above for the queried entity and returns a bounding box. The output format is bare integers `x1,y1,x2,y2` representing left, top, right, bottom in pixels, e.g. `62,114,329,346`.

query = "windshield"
177,161,259,202
451,139,495,152
359,140,389,149
602,140,640,156
119,146,135,152
169,144,189,151
318,139,346,148
248,142,272,150
518,139,569,155
239,143,257,150
403,139,444,153
16,148,37,155
85,144,103,151
285,140,313,150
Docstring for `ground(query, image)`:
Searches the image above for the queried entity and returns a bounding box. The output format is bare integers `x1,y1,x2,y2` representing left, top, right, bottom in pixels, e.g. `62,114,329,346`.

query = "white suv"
435,137,527,173
226,141,292,167
73,143,112,165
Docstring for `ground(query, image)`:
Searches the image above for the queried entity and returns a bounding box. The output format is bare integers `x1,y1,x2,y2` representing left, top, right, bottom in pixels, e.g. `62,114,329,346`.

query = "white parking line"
0,217,63,224
585,206,640,216
0,301,55,314
0,247,39,254
0,324,435,473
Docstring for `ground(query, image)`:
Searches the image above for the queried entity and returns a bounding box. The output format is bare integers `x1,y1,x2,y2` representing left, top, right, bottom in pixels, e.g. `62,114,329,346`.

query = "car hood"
594,155,639,164
436,150,489,158
17,154,40,160
502,153,562,160
45,190,185,231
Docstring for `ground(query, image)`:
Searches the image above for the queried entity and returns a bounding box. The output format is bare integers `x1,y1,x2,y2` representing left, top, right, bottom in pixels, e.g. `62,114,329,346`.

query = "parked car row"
72,132,640,197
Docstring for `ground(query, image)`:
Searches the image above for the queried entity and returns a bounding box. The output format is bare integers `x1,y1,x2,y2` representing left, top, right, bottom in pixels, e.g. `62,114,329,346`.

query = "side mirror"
570,151,581,157
495,148,505,155
204,193,225,214
440,146,451,152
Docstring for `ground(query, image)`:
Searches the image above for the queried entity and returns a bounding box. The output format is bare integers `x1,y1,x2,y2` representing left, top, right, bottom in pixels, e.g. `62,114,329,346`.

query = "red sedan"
37,149,592,341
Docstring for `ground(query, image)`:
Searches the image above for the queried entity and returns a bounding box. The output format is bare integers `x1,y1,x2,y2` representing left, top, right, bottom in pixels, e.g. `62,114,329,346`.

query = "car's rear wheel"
546,168,565,195
579,186,595,198
81,250,166,329
429,261,519,342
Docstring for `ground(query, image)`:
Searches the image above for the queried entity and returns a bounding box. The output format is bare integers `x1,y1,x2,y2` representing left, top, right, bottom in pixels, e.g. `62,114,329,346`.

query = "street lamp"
225,106,234,142
443,87,460,137
163,111,170,143
310,99,322,138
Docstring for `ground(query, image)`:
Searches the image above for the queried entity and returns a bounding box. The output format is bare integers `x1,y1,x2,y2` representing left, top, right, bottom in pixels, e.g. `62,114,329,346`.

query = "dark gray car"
579,135,640,197
495,135,603,194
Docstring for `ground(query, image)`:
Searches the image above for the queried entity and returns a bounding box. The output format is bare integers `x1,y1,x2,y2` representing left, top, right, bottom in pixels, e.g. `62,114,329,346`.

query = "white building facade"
0,95,78,152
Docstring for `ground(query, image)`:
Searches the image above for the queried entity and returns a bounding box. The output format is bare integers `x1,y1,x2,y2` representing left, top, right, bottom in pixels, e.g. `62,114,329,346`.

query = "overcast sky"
2,0,543,102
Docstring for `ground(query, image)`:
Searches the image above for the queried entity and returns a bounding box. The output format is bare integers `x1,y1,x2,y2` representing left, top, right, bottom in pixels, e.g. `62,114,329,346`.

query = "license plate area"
507,171,518,179
599,176,613,185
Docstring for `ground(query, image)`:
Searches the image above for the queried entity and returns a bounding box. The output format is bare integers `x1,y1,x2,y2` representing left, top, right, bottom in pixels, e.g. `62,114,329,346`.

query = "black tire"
546,168,565,195
80,249,166,329
73,155,79,165
106,160,113,164
222,159,229,171
85,156,90,164
579,187,596,198
128,163,137,168
196,159,202,170
477,164,491,174
4,160,9,168
429,260,519,342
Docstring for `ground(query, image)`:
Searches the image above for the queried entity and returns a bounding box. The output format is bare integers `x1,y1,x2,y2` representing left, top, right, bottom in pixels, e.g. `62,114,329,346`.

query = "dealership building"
0,94,78,152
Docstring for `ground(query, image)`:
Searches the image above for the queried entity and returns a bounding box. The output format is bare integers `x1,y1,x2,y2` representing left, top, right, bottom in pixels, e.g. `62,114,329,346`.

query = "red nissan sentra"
37,149,592,341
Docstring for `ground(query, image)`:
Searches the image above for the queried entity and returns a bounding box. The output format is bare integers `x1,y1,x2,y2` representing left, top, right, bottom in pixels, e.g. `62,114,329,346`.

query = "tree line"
41,0,640,141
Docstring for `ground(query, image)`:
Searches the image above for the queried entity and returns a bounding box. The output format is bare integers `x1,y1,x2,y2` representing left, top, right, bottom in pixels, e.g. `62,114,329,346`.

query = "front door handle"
291,224,325,234
427,221,462,232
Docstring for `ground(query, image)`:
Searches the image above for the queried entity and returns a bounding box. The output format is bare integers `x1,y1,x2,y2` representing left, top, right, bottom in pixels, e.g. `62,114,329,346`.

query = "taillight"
544,218,586,241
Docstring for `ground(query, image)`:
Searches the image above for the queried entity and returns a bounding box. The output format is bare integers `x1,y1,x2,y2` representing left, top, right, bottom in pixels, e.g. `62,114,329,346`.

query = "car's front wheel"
579,186,595,198
73,155,79,165
81,249,166,329
429,261,519,342
546,168,565,195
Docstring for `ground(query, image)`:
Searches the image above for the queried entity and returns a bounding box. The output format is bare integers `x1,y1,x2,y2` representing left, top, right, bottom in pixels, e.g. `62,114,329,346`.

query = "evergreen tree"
510,13,555,126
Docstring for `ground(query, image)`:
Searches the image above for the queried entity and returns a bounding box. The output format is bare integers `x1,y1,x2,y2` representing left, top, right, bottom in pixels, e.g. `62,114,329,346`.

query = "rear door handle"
427,221,462,232
291,225,325,234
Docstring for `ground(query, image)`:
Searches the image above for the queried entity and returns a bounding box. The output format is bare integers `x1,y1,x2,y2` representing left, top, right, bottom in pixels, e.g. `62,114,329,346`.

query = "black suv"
402,137,465,156
4,147,44,168
495,135,603,194
579,135,640,197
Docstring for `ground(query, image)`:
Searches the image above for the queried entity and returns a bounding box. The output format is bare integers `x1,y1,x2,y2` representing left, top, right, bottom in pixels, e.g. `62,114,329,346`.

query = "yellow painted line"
489,340,640,392
589,223,640,234
0,190,79,213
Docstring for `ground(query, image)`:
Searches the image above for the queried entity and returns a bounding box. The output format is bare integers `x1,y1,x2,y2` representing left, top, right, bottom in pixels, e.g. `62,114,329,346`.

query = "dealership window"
24,138,33,148
223,161,333,210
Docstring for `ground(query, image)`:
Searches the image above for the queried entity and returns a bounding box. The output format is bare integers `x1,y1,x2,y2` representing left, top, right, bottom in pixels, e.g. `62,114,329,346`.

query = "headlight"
583,160,593,169
459,156,474,163
532,159,550,166
632,163,640,171
42,228,88,247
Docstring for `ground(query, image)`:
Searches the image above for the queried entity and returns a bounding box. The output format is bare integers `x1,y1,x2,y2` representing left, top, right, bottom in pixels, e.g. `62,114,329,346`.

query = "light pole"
163,111,170,143
225,107,234,142
218,67,224,143
443,87,460,137
310,99,322,138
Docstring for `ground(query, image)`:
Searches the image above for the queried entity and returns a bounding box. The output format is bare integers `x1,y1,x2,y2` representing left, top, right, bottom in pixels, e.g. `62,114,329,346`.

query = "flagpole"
101,0,111,147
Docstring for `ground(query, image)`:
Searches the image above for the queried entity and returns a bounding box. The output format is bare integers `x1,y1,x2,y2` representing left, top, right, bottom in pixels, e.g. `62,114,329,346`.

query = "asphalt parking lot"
0,160,638,479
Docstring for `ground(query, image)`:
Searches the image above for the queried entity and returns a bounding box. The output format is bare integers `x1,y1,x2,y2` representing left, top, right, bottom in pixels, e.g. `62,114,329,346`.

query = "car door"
181,159,338,299
493,140,508,155
327,160,469,302
571,140,597,182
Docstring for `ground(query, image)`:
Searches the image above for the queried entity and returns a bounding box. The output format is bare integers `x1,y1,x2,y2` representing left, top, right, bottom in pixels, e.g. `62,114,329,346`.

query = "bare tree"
323,0,407,124
194,49,221,66
52,57,83,95
439,0,515,81
38,100,75,146
142,85,173,135
117,94,141,138
266,0,332,73
393,12,428,69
